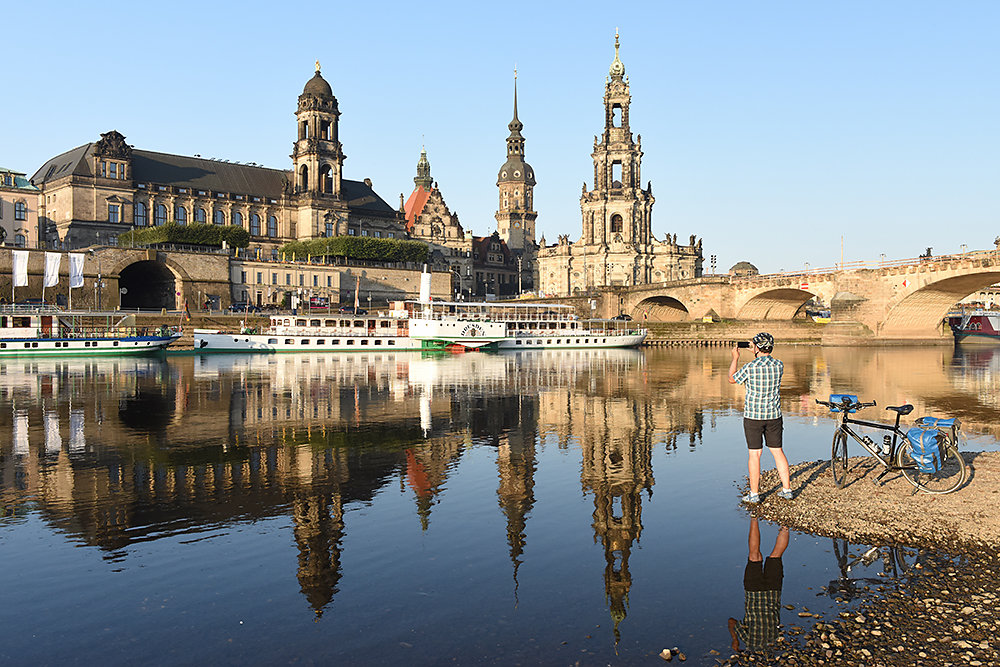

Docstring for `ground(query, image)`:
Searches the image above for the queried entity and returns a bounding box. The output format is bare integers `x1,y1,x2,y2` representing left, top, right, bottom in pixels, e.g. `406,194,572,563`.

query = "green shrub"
279,236,428,263
117,223,250,249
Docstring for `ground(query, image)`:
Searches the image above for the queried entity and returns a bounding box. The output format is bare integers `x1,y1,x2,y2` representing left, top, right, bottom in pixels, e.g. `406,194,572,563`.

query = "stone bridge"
603,249,1000,342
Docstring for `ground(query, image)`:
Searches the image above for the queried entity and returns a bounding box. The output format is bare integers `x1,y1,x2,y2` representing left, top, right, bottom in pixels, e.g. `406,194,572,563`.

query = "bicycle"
815,394,967,494
823,537,923,601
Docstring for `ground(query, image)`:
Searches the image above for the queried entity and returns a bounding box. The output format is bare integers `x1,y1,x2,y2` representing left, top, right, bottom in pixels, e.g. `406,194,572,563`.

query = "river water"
1,346,998,665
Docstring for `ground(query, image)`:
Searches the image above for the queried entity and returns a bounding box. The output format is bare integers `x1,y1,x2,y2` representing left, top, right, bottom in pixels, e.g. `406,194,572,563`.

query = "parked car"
228,302,260,313
612,313,633,321
338,306,368,315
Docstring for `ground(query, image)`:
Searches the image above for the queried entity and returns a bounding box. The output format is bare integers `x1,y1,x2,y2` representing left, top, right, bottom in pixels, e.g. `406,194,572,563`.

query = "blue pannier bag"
906,427,943,473
828,394,859,413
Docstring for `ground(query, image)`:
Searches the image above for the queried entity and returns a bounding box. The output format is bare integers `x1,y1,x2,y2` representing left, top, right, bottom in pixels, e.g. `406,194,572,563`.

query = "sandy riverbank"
746,451,1000,551
712,452,1000,666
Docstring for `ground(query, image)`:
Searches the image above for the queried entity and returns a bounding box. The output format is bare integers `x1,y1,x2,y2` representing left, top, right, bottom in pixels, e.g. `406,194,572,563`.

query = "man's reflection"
728,517,788,651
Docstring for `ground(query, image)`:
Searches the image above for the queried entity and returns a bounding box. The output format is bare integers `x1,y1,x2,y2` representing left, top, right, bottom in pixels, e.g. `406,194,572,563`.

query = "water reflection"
0,346,998,658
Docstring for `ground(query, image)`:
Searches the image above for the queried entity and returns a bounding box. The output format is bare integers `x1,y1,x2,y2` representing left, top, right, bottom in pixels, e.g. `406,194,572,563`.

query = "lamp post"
89,249,102,311
516,255,522,295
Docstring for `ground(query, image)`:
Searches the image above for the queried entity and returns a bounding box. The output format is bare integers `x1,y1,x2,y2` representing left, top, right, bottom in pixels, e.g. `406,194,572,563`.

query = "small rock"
659,648,672,661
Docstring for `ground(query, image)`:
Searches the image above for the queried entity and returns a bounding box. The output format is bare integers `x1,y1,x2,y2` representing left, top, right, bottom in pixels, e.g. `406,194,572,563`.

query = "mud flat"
719,452,1000,666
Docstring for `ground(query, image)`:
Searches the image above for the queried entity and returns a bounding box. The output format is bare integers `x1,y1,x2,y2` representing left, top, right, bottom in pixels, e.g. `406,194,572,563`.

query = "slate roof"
30,142,396,216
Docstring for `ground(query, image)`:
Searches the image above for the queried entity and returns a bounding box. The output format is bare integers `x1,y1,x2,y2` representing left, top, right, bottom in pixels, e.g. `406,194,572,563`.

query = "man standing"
729,332,793,502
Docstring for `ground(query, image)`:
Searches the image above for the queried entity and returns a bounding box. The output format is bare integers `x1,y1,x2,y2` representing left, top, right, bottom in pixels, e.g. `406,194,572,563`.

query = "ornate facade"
0,166,39,248
494,74,538,292
537,35,703,296
403,148,473,298
30,64,405,253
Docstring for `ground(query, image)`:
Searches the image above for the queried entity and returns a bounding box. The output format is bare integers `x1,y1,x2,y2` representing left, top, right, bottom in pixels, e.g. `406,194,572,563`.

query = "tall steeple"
414,147,432,190
496,67,537,264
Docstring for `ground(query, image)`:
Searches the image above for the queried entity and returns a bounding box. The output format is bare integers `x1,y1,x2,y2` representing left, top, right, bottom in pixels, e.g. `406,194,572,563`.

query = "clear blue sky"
5,1,998,273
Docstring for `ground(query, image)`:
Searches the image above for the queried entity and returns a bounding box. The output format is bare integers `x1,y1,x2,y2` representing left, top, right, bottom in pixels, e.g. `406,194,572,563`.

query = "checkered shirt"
736,589,781,648
733,355,783,420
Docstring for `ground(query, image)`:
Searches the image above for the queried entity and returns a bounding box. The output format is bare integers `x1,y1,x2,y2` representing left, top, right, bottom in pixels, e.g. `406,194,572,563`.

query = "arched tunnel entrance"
635,296,690,322
737,289,814,320
119,261,178,310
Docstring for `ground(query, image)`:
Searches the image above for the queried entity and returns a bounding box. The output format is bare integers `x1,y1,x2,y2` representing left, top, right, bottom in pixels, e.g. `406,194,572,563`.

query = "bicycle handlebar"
815,398,877,410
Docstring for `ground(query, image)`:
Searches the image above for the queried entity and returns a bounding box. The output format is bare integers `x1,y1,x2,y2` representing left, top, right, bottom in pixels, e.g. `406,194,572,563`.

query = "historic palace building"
494,74,538,293
403,148,473,298
0,166,39,248
537,35,703,296
30,64,404,254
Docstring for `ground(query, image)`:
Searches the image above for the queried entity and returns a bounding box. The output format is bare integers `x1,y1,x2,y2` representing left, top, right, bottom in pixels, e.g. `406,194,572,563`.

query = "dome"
497,158,536,185
729,261,759,277
302,71,333,98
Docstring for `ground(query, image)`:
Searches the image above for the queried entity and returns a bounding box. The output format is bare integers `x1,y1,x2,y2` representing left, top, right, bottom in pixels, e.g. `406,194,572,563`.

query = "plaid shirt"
736,589,781,648
733,355,783,420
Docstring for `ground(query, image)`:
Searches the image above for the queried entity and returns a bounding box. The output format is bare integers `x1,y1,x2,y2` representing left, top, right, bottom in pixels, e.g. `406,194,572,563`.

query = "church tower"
580,32,654,250
495,72,537,257
292,62,347,238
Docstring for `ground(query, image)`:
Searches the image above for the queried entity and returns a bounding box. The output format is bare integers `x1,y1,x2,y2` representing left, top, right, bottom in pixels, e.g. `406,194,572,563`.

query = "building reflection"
0,345,997,623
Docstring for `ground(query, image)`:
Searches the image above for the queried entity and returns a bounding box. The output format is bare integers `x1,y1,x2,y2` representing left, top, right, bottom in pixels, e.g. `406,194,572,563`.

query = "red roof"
403,186,433,232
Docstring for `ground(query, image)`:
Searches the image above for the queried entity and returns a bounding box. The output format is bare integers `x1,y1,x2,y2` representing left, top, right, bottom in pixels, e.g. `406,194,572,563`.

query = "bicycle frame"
832,407,911,483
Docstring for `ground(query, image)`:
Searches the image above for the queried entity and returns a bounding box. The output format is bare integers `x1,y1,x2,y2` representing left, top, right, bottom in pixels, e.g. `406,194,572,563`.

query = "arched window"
233,211,243,228
250,213,261,236
195,207,207,223
320,165,333,194
155,204,167,226
175,206,187,225
299,165,309,191
14,234,26,247
214,210,225,225
610,214,623,234
267,215,278,238
14,201,27,221
135,202,147,226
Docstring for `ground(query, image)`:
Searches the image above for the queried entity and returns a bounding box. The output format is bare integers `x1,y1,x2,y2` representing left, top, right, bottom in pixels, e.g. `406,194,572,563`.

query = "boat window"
361,340,369,345
296,319,307,326
388,340,395,346
284,319,291,326
340,320,350,327
347,340,354,345
324,320,336,327
268,338,278,344
300,339,309,345
316,339,325,345
113,341,119,346
32,342,39,347
380,321,390,328
310,320,321,327
374,340,382,345
13,317,30,328
354,320,364,327
0,317,5,326
285,339,294,344
1,343,5,348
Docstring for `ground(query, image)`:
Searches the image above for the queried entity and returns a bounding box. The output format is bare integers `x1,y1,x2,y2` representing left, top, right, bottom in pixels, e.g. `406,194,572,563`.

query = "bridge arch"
736,288,815,320
634,296,690,322
881,272,1000,335
119,260,182,310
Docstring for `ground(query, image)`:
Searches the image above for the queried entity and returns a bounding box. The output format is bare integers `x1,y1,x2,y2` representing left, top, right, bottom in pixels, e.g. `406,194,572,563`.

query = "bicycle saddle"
885,405,914,415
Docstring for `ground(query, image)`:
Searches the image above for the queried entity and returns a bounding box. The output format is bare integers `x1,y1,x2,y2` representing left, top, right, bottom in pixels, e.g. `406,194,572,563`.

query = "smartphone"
737,341,751,348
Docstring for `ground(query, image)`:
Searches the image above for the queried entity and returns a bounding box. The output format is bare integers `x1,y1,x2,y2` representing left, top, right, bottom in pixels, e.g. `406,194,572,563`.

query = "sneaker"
742,492,760,503
777,489,794,500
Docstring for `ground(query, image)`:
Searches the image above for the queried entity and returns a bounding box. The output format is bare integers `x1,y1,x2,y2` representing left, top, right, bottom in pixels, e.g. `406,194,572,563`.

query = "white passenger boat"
0,306,181,357
193,311,422,352
948,309,1000,345
193,301,646,353
407,301,647,351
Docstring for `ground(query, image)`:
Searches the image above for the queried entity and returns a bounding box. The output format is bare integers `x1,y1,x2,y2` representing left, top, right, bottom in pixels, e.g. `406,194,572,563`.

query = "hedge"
279,236,428,263
117,223,251,248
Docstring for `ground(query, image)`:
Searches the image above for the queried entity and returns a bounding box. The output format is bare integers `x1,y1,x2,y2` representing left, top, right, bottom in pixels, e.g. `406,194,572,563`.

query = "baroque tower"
292,61,347,238
495,71,537,291
581,31,654,251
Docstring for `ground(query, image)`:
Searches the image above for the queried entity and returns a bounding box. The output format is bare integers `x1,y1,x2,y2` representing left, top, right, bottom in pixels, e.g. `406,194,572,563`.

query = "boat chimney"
419,264,432,304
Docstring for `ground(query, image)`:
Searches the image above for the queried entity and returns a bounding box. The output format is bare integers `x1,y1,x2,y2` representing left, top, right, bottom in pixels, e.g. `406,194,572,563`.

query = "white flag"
69,252,85,289
12,250,29,287
44,252,61,288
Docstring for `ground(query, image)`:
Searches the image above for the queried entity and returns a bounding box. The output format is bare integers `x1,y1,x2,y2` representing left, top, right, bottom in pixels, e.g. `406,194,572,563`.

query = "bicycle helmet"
752,332,775,352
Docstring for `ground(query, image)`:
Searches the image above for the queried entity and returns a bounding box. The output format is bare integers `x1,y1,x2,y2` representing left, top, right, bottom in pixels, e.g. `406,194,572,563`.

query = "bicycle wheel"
896,431,967,494
831,430,849,488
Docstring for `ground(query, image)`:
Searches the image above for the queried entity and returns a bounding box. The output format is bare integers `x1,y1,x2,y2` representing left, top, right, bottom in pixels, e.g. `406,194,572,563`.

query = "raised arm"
728,346,741,384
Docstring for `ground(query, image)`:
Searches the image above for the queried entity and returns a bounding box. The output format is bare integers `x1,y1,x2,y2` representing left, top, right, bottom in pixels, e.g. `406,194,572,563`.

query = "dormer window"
100,160,126,180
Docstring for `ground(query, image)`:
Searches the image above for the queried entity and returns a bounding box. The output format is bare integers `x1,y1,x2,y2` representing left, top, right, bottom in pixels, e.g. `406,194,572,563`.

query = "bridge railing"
733,248,1000,282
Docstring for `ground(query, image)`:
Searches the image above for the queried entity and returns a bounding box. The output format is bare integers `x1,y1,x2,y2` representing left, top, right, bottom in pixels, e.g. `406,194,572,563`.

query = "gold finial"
514,63,517,80
315,59,321,73
615,28,620,52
